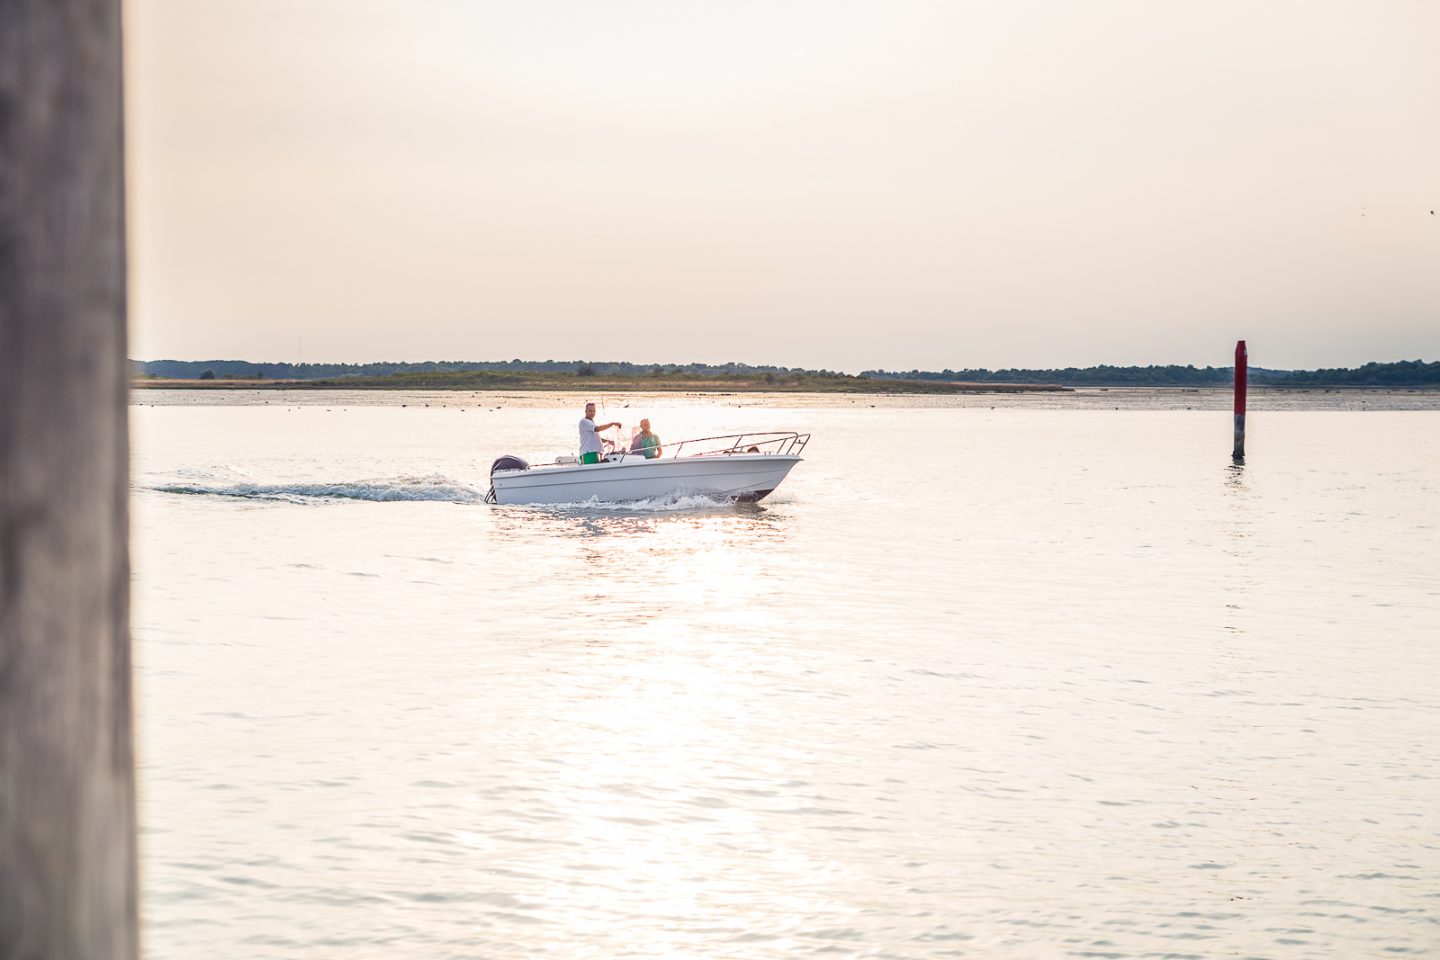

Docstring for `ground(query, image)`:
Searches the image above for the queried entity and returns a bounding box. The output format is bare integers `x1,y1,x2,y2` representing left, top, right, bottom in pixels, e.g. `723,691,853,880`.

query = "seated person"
629,418,663,459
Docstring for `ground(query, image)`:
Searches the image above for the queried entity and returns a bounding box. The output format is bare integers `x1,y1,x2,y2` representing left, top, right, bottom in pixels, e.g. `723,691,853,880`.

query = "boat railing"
605,431,809,462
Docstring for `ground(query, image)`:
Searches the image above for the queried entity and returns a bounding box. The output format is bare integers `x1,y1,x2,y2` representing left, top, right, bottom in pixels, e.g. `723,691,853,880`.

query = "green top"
635,433,661,458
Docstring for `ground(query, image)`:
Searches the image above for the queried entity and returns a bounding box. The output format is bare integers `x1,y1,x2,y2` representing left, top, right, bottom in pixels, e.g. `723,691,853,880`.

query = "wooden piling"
0,1,136,958
1233,340,1247,461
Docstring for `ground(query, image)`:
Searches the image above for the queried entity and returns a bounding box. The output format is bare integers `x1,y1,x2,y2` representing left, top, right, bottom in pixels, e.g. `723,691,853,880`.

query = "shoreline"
132,376,1073,394
131,377,1440,395
127,384,1440,413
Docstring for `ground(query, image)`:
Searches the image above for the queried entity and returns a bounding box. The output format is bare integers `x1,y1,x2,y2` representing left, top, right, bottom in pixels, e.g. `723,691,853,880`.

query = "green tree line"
861,359,1440,387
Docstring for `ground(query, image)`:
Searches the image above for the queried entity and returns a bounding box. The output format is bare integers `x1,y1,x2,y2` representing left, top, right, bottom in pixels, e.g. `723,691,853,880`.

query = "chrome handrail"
599,431,809,463
667,431,809,460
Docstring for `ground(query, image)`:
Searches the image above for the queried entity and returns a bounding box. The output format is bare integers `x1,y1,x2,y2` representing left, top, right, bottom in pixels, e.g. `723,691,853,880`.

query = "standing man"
579,402,622,465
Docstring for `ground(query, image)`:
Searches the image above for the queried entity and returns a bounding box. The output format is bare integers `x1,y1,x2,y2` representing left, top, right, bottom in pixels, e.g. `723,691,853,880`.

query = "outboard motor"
485,455,529,504
490,454,529,475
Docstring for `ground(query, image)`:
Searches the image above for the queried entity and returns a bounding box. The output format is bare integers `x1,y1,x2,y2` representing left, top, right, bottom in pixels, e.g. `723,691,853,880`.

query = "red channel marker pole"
1233,340,1247,461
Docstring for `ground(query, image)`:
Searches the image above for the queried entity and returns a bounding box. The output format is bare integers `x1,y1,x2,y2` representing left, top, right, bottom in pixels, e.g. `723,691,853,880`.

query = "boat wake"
151,475,485,504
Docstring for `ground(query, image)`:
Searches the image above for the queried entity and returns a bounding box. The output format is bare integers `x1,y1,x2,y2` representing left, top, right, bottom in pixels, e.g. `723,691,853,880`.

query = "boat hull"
490,454,800,506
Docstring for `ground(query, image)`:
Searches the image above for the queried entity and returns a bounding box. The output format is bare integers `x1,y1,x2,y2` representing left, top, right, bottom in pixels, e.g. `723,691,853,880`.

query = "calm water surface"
131,392,1440,959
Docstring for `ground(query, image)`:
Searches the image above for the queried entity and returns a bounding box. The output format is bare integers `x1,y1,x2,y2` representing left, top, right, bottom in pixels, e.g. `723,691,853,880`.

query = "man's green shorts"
580,451,601,465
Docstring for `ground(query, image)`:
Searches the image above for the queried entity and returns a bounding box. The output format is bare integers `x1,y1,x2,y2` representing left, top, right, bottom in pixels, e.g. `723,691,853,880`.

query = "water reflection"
1224,460,1246,492
1220,461,1253,645
480,500,795,639
488,501,784,544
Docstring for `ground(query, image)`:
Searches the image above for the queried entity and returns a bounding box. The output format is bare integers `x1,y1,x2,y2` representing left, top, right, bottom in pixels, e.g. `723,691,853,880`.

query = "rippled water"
132,393,1440,958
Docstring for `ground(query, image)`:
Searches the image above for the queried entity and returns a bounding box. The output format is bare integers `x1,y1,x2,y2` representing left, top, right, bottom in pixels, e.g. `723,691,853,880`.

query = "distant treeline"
861,359,1440,387
131,358,829,380
131,357,1440,387
862,364,1238,385
1261,359,1440,387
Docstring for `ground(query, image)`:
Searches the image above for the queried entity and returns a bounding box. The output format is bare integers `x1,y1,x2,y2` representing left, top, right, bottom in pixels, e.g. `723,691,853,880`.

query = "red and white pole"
1233,340,1247,461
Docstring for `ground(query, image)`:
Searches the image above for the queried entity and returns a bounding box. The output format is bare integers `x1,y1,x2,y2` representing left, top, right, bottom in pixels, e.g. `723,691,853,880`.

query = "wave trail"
151,475,483,504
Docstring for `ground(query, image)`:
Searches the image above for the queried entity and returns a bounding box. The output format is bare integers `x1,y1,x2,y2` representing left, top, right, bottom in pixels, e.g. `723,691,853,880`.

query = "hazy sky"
126,0,1438,371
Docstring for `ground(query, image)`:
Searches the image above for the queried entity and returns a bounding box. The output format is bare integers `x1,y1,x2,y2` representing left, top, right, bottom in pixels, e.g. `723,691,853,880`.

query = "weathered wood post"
0,1,137,959
1232,339,1247,461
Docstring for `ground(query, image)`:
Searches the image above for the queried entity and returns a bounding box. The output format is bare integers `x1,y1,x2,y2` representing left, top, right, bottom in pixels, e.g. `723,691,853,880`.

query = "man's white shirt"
578,417,602,455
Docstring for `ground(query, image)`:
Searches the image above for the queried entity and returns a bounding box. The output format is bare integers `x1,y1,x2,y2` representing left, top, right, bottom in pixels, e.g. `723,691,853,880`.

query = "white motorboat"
485,432,809,506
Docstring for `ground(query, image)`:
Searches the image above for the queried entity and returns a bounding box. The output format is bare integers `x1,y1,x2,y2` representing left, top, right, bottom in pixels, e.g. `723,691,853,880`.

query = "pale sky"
125,0,1438,371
